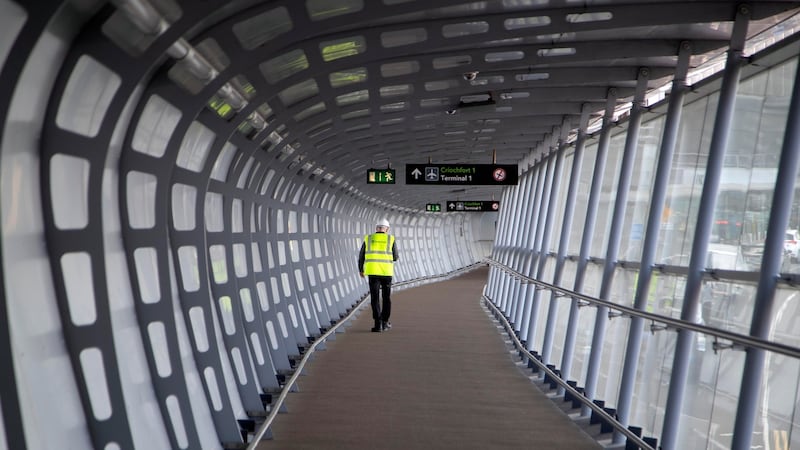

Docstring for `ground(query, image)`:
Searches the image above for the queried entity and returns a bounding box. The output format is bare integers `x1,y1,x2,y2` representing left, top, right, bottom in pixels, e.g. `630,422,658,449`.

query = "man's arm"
358,242,366,276
392,240,398,262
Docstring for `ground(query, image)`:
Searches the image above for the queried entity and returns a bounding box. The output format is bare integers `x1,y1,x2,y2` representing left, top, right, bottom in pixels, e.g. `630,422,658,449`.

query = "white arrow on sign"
411,168,422,179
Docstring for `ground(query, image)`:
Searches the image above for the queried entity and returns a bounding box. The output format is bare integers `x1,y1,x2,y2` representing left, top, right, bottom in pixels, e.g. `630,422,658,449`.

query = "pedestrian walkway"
256,266,602,450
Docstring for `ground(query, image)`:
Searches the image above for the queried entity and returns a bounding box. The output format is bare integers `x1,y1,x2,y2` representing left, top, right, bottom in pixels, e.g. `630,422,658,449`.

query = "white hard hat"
377,218,390,228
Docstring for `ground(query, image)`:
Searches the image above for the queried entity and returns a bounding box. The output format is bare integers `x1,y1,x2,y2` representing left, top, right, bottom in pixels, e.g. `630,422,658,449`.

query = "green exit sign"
426,203,441,212
367,168,396,184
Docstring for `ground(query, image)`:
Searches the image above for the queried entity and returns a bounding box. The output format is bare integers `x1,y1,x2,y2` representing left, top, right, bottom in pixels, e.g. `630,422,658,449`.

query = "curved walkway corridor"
257,267,602,450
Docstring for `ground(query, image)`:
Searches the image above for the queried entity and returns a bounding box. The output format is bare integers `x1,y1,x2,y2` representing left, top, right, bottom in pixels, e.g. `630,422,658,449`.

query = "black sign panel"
446,201,500,212
405,164,518,185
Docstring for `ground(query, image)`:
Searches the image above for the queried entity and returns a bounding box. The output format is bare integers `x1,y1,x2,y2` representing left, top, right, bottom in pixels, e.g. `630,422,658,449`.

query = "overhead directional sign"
367,168,396,184
426,203,441,212
446,201,500,212
405,164,518,185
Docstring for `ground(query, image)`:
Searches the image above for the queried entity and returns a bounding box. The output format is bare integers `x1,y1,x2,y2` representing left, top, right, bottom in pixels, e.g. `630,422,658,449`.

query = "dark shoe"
371,326,382,332
382,321,392,331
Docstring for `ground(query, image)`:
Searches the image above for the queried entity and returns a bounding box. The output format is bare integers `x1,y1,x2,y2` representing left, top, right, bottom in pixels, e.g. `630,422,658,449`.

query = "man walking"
358,219,398,332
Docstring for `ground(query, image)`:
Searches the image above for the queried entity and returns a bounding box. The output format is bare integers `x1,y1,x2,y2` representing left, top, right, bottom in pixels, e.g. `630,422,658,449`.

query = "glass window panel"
132,95,182,157
281,272,292,297
240,288,254,322
79,348,113,420
132,247,160,304
504,15,550,30
171,183,197,231
442,21,489,38
329,67,367,88
306,0,363,21
260,49,308,84
517,72,549,81
177,246,200,292
126,170,157,229
380,117,404,126
167,39,225,95
619,116,663,260
218,296,235,334
56,55,120,137
278,79,319,107
425,80,459,91
342,109,370,120
336,90,369,106
320,36,365,62
233,243,247,278
294,269,305,292
210,142,238,182
380,101,407,113
256,103,274,123
61,252,97,325
229,198,243,233
274,209,285,234
195,38,230,72
590,131,627,258
236,157,255,190
381,28,427,48
658,94,718,265
205,192,224,232
485,51,524,62
50,154,89,230
538,47,576,57
420,97,449,108
432,55,471,70
232,6,292,50
260,169,276,196
252,243,263,273
380,60,419,78
146,322,173,380
711,62,791,274
270,277,280,303
256,281,269,311
209,245,228,284
380,84,412,98
101,1,180,57
176,121,214,173
294,102,326,122
276,241,286,266
677,344,742,449
189,307,209,352
566,12,612,23
568,142,598,255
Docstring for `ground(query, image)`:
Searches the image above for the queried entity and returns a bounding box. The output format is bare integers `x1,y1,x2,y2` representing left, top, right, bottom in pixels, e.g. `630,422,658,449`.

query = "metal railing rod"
487,259,800,361
482,295,655,450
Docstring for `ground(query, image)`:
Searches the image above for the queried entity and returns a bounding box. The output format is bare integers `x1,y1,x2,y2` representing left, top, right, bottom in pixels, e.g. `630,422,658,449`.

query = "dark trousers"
368,275,392,323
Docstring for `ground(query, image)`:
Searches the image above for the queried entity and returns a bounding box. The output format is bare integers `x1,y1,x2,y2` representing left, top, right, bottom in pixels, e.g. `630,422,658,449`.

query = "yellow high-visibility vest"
363,233,395,276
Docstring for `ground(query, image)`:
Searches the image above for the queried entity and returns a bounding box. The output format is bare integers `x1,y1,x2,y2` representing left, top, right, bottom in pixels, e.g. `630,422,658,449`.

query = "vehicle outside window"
785,230,800,261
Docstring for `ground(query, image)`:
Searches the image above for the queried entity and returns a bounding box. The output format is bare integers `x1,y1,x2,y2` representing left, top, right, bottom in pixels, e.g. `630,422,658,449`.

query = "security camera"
445,109,457,115
463,71,479,81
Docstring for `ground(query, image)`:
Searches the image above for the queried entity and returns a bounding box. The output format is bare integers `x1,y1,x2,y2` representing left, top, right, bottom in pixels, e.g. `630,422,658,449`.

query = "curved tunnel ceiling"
102,0,800,211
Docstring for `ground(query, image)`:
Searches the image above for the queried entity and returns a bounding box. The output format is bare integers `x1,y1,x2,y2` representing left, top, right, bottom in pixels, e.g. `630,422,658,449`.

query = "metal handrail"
246,262,485,448
486,258,800,361
482,295,655,450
